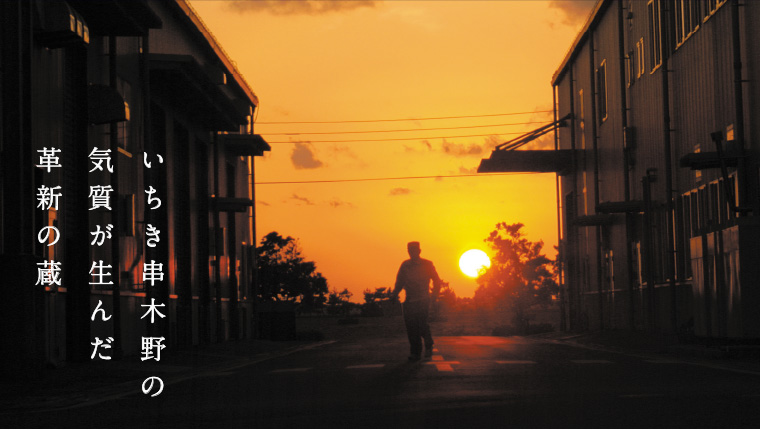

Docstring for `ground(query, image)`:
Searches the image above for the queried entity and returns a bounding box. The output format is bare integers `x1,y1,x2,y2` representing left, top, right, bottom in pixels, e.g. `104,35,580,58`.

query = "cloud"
389,187,411,196
458,165,478,175
328,198,354,208
290,194,315,205
404,140,433,153
483,135,503,151
524,135,555,150
441,139,486,157
227,0,378,15
548,1,596,26
329,144,363,162
329,144,357,157
326,144,370,169
286,194,353,208
291,142,324,169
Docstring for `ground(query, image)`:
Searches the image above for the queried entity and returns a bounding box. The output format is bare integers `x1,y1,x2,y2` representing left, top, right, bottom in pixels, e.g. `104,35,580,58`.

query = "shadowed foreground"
4,315,760,428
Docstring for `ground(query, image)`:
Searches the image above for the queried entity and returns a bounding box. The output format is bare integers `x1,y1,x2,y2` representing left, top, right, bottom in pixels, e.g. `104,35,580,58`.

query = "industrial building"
1,0,269,371
481,0,760,339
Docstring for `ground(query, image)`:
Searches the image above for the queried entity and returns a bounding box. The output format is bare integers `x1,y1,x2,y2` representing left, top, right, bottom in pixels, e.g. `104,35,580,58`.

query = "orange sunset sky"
188,0,597,300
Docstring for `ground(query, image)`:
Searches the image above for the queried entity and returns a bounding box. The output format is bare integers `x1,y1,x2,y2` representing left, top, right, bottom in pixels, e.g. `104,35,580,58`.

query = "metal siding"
554,0,757,334
574,43,599,297
670,5,735,192
594,7,625,206
746,1,760,192
627,0,664,204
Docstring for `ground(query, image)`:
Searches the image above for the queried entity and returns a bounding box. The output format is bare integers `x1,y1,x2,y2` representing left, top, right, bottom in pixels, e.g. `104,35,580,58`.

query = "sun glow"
459,249,491,278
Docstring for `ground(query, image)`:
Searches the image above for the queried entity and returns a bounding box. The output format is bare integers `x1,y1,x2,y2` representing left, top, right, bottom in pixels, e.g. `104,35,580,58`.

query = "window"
708,0,717,15
648,0,662,70
674,0,724,48
695,0,707,25
675,0,700,46
675,0,683,45
597,60,608,123
684,0,693,36
636,38,645,78
116,78,132,152
626,50,635,87
691,188,700,234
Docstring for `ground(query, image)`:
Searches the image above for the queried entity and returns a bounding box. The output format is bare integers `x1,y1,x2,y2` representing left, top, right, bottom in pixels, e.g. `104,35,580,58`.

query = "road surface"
6,333,760,427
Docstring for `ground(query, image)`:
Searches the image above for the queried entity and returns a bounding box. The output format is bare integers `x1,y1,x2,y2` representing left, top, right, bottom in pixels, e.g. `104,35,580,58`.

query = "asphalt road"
7,332,760,428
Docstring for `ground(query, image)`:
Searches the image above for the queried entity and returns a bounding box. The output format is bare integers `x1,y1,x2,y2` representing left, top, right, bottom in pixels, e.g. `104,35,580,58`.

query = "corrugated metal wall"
555,0,759,337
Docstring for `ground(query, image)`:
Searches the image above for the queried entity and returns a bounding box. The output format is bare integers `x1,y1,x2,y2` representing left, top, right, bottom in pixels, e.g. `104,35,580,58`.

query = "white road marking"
346,364,385,369
424,360,459,373
571,359,613,364
270,368,312,373
496,360,537,364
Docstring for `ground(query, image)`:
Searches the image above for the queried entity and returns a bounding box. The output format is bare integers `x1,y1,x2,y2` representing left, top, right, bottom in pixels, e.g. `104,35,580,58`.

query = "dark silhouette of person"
390,241,442,361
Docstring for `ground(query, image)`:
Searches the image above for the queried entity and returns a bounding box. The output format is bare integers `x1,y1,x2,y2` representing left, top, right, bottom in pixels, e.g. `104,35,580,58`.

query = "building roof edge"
174,0,259,108
551,0,610,86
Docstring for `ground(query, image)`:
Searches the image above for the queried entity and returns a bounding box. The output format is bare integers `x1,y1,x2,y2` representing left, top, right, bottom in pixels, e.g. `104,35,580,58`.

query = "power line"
256,172,544,185
256,110,553,125
268,131,535,144
262,121,546,136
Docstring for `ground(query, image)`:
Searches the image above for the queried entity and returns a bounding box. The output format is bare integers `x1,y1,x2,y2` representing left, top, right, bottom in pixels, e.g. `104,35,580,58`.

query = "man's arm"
390,262,405,301
429,261,442,301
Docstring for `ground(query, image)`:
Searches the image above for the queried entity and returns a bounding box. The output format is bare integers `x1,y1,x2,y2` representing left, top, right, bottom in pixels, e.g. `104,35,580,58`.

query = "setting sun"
459,249,491,278
187,0,567,299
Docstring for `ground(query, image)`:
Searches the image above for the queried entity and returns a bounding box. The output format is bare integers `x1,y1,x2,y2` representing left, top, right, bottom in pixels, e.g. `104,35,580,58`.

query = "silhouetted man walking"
391,241,442,361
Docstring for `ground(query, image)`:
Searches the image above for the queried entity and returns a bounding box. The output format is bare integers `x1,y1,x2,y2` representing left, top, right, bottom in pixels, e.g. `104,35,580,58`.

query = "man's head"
407,241,421,260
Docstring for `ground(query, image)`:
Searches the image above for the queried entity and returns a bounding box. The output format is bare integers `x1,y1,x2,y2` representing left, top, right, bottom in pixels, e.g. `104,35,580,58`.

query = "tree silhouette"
474,222,558,333
435,282,458,315
256,231,328,310
363,287,391,304
327,288,353,316
361,287,399,316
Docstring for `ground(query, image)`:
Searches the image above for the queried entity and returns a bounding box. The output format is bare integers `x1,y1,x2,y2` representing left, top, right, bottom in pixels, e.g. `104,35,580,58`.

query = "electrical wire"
262,121,546,136
255,172,544,185
267,131,533,144
256,110,553,125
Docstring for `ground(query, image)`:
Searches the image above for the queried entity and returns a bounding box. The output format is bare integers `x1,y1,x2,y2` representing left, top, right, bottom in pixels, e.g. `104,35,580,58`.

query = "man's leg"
403,302,422,359
420,300,434,357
